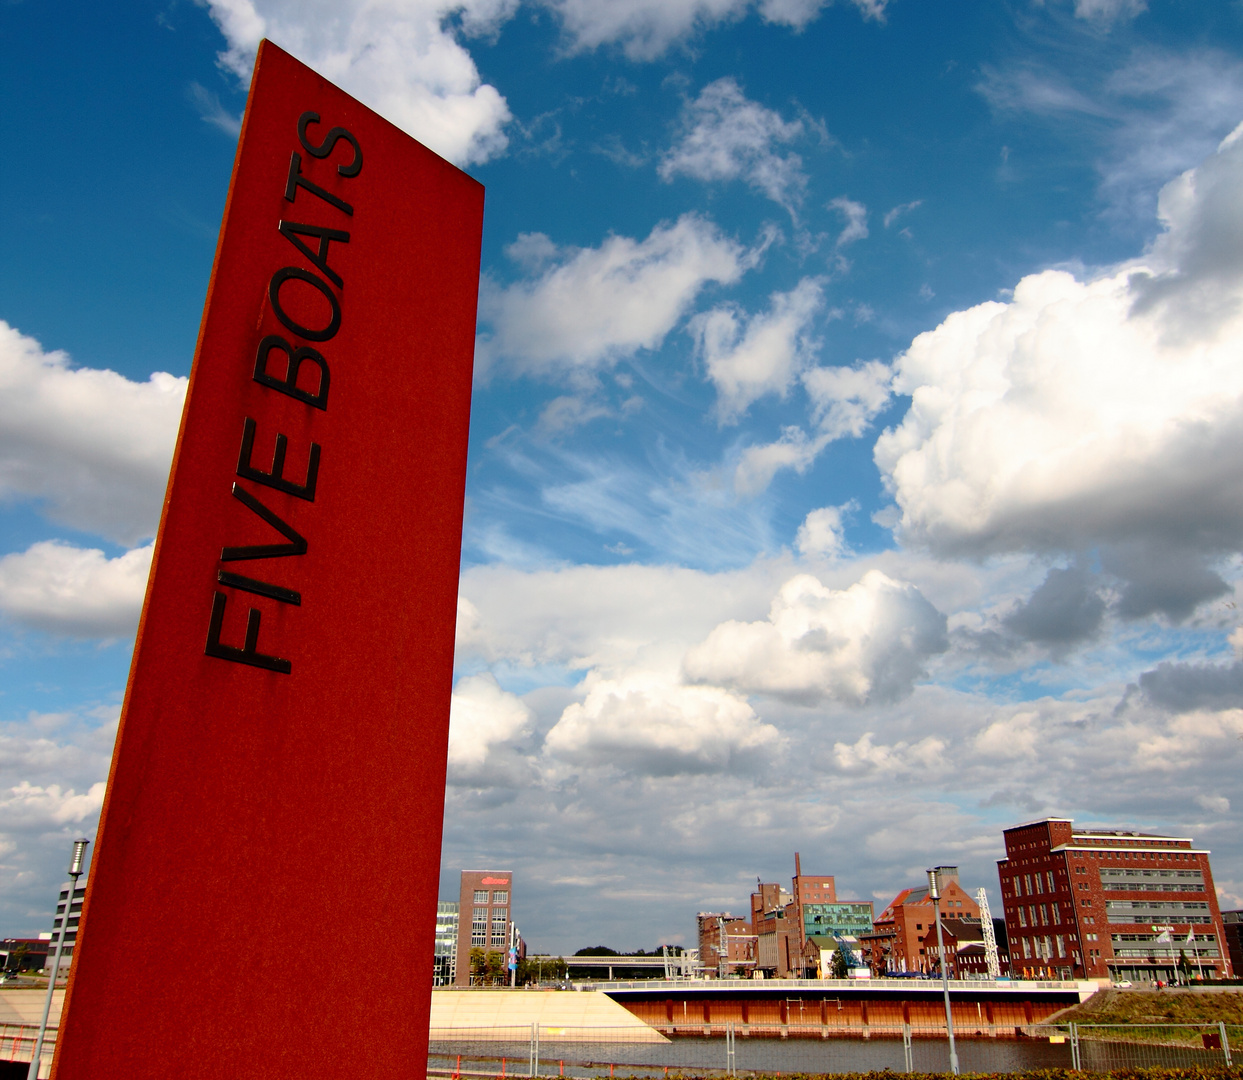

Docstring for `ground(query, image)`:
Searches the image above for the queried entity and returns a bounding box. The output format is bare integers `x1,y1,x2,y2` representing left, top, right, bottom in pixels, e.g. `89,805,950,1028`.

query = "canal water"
429,1032,1228,1078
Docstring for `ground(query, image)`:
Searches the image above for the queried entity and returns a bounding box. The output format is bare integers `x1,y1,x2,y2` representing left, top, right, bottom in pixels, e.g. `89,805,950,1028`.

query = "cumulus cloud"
0,781,106,827
795,502,855,559
874,122,1243,620
478,215,749,380
660,78,808,210
448,673,534,781
1002,565,1105,647
0,541,153,638
544,668,779,774
684,570,948,706
202,0,512,165
692,277,825,422
0,322,184,546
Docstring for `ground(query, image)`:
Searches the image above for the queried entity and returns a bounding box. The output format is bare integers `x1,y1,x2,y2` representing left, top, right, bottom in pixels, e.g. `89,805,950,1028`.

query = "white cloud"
803,358,892,440
795,502,855,560
0,541,152,638
874,122,1243,618
977,50,1243,221
684,570,948,705
448,673,533,774
202,0,512,165
883,200,922,229
660,78,808,210
730,358,891,496
972,710,1040,760
543,0,882,60
829,195,868,248
478,215,749,380
1072,0,1145,24
0,322,185,546
692,277,825,422
0,781,106,826
544,668,779,774
833,731,946,774
733,426,826,497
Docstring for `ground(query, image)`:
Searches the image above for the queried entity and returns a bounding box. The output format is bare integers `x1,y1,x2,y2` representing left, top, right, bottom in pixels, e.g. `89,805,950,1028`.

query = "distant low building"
697,912,756,977
434,901,459,985
1,938,49,973
1223,911,1243,976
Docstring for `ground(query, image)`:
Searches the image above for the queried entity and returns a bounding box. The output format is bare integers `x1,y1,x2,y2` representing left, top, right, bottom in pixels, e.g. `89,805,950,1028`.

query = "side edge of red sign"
52,40,483,1079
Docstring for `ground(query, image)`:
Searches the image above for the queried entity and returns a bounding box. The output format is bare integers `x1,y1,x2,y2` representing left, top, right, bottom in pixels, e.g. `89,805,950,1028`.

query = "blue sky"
3,0,1243,954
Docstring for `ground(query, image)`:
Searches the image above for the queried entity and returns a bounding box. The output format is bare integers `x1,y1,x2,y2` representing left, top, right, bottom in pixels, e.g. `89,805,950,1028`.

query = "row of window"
1102,882,1205,893
1016,902,1062,928
1107,914,1213,924
1012,871,1058,898
1104,900,1209,912
472,889,509,904
1099,868,1203,881
1112,932,1217,944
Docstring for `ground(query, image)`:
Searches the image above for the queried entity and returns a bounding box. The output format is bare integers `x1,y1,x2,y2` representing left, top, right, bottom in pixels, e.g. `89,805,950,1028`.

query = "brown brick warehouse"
608,984,1079,1038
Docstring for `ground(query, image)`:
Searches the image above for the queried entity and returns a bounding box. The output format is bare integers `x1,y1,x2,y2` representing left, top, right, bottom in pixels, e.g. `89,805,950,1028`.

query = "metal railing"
0,1023,55,1077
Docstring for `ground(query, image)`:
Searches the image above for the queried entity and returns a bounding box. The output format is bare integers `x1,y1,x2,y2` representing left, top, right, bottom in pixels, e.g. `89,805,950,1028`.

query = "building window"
492,890,509,904
1047,872,1056,892
1019,908,1027,927
471,907,488,946
473,890,488,903
1052,903,1060,923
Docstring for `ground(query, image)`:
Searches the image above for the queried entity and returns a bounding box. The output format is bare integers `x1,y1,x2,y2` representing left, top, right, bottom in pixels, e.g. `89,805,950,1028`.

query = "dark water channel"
429,1032,1229,1078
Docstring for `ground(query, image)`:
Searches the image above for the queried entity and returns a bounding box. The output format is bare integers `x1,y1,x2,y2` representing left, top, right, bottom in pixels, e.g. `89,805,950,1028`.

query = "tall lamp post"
927,868,959,1076
28,839,89,1080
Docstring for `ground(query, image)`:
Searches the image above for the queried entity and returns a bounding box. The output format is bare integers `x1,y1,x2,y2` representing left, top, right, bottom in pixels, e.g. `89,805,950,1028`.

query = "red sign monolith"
52,40,482,1078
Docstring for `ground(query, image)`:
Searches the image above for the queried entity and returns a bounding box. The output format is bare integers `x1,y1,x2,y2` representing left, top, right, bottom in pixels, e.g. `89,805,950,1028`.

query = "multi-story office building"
453,869,514,986
434,902,459,986
998,818,1232,982
40,879,87,969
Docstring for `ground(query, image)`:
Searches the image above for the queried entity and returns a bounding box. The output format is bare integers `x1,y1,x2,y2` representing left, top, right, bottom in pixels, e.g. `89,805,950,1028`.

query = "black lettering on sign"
217,570,301,606
269,266,341,343
221,482,309,561
254,335,329,410
278,221,350,289
285,152,353,216
297,111,363,177
236,417,321,501
205,591,292,674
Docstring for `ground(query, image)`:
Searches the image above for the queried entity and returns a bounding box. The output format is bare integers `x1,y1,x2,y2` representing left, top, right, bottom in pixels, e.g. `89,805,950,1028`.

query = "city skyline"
3,0,1243,952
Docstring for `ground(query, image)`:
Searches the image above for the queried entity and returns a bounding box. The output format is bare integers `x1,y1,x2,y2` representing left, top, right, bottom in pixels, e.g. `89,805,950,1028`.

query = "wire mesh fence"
427,1021,1238,1078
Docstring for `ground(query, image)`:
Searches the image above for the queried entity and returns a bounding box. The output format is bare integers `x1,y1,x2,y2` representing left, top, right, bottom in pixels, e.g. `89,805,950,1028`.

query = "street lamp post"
927,868,959,1076
28,840,89,1080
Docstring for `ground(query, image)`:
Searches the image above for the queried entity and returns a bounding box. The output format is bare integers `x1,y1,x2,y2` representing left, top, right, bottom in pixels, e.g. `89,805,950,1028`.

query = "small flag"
1155,930,1173,943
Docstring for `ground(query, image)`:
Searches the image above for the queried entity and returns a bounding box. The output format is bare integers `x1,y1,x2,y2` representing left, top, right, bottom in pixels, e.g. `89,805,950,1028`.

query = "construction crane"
976,887,1001,979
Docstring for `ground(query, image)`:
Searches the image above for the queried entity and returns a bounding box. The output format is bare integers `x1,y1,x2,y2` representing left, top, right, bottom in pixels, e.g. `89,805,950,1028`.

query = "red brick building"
920,918,988,978
454,869,514,986
864,866,980,974
997,818,1233,983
